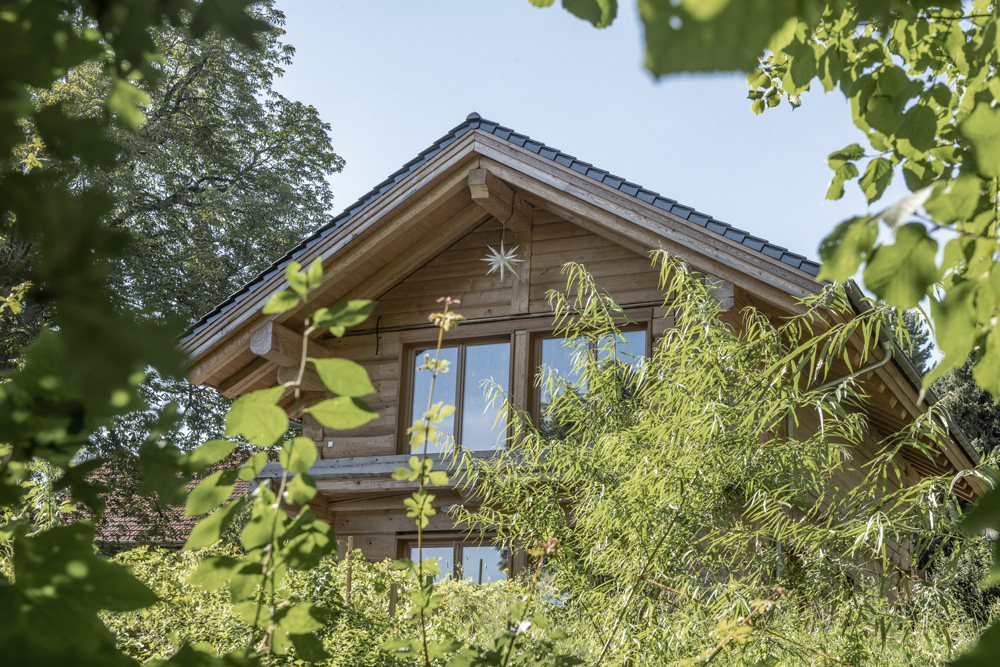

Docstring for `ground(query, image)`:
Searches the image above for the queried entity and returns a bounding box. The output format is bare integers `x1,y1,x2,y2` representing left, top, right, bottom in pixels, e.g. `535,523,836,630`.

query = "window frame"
530,320,652,419
397,327,515,455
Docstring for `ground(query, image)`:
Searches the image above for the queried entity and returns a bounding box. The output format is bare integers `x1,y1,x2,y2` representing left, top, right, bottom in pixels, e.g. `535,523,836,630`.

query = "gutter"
838,280,979,466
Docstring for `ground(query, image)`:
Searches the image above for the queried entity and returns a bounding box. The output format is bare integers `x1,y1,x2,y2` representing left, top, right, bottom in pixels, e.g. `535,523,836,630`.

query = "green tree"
0,1,296,664
2,2,344,550
24,3,342,328
934,358,1000,458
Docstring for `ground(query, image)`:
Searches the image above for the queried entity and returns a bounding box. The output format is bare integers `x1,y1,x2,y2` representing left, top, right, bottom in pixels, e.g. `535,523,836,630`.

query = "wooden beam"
277,365,326,392
251,320,327,367
335,203,490,302
468,168,531,232
188,324,257,385
512,330,529,410
219,357,273,398
469,168,513,218
511,204,533,314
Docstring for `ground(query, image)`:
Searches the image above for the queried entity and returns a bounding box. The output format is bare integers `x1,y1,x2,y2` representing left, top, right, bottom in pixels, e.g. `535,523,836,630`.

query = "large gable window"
404,339,511,453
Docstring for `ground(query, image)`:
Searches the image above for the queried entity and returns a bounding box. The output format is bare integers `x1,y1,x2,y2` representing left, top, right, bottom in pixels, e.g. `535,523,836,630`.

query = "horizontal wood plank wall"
529,210,662,315
316,209,670,462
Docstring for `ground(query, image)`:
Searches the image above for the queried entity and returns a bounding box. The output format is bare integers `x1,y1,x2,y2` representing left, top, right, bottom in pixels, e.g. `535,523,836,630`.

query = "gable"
179,113,980,500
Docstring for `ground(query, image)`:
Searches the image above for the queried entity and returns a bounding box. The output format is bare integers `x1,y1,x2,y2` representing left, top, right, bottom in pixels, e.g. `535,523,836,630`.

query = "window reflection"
410,346,458,451
539,330,647,438
461,545,507,584
407,543,508,584
409,546,454,582
461,342,510,448
540,336,586,404
598,329,647,364
409,341,510,454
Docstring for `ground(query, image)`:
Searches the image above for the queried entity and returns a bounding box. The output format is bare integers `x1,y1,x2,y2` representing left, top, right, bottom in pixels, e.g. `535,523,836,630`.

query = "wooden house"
181,113,980,581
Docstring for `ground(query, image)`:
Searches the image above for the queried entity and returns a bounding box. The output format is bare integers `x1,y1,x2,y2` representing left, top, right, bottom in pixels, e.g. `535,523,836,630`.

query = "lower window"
404,539,508,583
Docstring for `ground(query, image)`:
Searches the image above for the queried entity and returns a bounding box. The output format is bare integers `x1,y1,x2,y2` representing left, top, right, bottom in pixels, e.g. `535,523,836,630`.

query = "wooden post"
345,536,354,607
388,583,397,618
478,557,484,585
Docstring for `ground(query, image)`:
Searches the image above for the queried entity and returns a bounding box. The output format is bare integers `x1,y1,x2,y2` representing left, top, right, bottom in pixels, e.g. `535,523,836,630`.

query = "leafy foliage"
535,2,1000,659
0,1,316,664
452,256,982,664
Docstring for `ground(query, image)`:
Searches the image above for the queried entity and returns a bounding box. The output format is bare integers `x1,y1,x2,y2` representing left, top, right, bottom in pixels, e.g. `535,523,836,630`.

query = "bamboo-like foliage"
453,252,980,664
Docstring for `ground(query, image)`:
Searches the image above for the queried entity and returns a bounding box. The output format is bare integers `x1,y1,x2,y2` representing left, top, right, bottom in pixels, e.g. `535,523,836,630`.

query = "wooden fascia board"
183,131,481,371
470,131,821,308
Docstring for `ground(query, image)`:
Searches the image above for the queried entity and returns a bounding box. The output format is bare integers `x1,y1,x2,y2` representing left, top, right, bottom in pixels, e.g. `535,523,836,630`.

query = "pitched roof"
182,112,821,344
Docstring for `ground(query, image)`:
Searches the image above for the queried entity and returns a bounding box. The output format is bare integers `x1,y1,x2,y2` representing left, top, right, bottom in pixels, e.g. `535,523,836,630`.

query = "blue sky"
272,1,905,265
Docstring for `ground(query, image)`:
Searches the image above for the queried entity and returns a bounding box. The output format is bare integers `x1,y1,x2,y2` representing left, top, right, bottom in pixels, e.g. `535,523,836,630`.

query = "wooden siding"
317,208,667,460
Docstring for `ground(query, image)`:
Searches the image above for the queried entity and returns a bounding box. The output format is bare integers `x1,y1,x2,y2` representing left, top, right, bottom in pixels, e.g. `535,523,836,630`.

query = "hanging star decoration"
481,241,523,281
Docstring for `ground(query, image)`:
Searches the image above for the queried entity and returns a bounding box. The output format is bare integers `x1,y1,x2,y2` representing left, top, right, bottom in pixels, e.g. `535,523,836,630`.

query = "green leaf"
826,162,859,201
182,439,238,473
924,281,978,389
225,386,288,446
312,300,376,336
276,602,324,634
290,632,330,662
639,0,804,75
924,175,982,223
960,103,1000,178
681,0,730,21
818,216,877,282
863,223,938,310
238,451,269,481
895,103,937,157
280,436,317,474
305,397,378,430
107,76,149,129
188,555,240,591
262,290,300,314
185,497,247,550
284,472,317,505
138,440,187,506
306,257,323,289
858,157,894,203
285,261,308,296
562,0,617,28
311,357,376,397
185,469,239,517
953,620,1000,667
242,488,286,550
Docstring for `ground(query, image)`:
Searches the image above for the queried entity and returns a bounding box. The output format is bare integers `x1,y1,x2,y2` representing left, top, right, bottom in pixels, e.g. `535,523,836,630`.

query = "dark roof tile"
705,220,728,234
636,189,657,204
620,182,640,196
761,245,785,260
652,198,674,212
